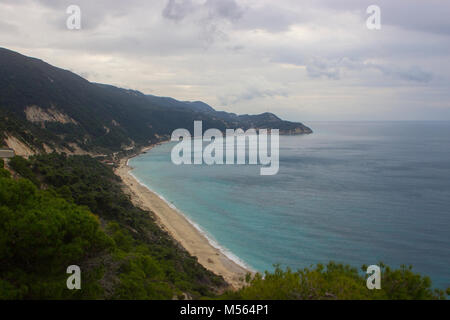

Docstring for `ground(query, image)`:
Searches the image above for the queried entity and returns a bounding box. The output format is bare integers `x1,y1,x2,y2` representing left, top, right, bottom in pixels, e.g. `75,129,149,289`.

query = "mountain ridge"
0,47,312,157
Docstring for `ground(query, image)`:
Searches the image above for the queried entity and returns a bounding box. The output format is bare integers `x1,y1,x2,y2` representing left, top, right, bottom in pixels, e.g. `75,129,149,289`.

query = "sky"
0,0,449,121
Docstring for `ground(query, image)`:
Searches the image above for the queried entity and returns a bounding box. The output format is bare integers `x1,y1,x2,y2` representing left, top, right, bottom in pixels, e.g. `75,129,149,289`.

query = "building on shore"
0,148,15,159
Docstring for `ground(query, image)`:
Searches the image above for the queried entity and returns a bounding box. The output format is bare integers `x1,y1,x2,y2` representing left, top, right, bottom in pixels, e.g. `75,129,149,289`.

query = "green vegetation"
0,154,447,300
0,154,226,299
0,158,9,178
0,167,10,179
0,177,111,299
9,156,40,185
224,263,448,300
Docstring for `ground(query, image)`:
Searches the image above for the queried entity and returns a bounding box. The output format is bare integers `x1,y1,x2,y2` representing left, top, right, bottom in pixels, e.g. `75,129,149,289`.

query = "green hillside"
1,155,226,299
0,48,312,155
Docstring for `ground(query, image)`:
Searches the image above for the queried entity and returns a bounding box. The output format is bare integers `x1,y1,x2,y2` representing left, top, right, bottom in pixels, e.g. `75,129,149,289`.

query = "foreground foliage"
224,263,448,300
2,154,225,299
0,176,111,299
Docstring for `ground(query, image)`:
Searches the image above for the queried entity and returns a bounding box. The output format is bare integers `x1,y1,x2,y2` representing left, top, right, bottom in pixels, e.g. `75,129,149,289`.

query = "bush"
8,156,39,186
2,154,226,299
0,169,9,178
0,175,113,299
224,262,448,300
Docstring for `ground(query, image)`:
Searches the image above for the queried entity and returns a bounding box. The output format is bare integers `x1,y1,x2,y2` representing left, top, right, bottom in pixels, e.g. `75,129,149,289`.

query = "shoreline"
127,169,254,272
115,144,252,290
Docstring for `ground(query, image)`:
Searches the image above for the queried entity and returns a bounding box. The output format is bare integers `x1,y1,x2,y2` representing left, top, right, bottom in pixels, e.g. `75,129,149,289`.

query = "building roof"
0,148,15,158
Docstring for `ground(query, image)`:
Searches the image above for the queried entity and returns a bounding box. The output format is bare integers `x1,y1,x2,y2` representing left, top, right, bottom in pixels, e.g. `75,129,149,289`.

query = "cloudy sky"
1,0,449,121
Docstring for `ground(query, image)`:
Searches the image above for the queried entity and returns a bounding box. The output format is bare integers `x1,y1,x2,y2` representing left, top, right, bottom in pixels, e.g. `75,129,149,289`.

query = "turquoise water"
129,122,450,289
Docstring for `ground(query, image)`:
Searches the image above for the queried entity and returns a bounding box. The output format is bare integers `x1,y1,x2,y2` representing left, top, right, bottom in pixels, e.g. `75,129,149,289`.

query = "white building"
0,148,15,158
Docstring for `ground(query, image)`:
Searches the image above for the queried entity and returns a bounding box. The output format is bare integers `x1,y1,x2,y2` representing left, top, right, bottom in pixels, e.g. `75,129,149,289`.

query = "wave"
127,170,254,272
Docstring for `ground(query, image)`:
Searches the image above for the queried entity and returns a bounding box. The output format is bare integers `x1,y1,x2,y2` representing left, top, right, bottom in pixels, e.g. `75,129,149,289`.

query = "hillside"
1,154,227,299
0,48,312,156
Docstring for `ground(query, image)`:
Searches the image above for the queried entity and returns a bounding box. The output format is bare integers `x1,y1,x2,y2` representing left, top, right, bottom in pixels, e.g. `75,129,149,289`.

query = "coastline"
115,144,252,290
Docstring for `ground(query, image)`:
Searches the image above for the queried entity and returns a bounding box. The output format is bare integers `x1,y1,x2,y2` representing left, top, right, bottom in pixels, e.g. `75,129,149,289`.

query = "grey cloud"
25,0,147,30
341,58,434,83
13,0,450,37
219,88,289,105
233,3,309,33
162,0,195,21
306,58,340,80
296,56,434,83
161,0,305,34
162,0,243,22
205,0,243,21
375,65,433,83
313,0,450,36
0,0,448,120
0,21,20,34
161,0,244,46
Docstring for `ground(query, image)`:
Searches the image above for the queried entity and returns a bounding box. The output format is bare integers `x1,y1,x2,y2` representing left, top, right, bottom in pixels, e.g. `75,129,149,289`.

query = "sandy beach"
115,145,251,290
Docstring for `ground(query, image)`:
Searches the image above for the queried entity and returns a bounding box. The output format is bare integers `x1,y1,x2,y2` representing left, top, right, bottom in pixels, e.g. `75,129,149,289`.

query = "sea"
129,121,450,289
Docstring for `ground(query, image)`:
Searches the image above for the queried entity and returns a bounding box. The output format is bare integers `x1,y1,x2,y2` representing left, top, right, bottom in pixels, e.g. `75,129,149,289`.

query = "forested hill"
0,47,312,156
